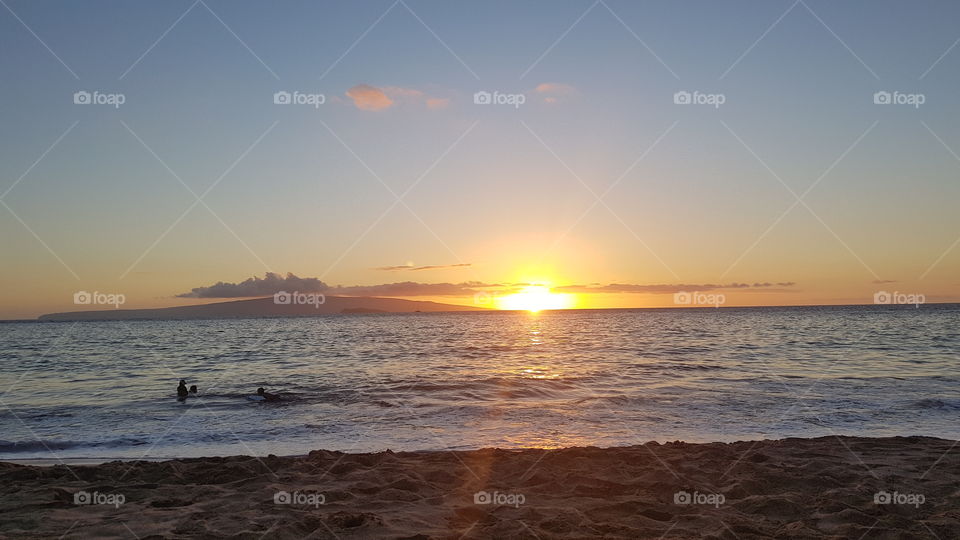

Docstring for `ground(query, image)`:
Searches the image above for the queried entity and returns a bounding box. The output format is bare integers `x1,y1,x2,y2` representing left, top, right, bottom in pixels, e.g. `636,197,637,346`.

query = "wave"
573,395,657,407
375,376,584,401
912,398,960,410
0,437,150,454
388,376,578,392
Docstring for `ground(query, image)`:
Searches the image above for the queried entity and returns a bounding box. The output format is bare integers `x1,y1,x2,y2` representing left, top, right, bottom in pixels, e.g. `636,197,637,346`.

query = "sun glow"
495,285,575,312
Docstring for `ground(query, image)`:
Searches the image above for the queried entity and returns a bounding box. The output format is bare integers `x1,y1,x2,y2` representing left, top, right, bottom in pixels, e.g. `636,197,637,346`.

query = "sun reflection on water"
517,367,559,379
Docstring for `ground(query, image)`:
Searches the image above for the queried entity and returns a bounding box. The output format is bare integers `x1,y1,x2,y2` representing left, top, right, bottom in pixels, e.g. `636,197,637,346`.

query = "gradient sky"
2,0,960,318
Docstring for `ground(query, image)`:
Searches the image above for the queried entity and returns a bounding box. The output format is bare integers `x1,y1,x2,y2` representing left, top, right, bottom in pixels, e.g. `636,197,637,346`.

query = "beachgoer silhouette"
257,387,281,402
177,380,188,398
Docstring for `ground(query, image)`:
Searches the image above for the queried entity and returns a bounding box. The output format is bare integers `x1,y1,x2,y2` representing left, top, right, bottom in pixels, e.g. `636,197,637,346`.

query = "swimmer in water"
189,385,198,395
256,387,282,402
177,380,188,398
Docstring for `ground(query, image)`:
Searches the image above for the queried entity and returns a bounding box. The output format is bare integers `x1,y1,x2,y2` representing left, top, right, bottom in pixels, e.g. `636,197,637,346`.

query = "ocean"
1,305,957,460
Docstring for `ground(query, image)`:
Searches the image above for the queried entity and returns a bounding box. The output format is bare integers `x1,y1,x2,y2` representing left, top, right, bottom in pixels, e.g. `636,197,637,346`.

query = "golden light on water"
495,285,575,312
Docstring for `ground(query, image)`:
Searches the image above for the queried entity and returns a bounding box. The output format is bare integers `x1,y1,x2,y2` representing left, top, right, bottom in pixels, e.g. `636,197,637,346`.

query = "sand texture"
1,436,958,539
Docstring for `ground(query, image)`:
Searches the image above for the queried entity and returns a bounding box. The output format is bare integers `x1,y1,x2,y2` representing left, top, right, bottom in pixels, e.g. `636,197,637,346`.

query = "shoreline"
3,435,957,539
4,431,954,466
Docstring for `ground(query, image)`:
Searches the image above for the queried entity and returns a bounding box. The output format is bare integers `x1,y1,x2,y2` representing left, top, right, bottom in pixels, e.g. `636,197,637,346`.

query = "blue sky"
2,0,960,317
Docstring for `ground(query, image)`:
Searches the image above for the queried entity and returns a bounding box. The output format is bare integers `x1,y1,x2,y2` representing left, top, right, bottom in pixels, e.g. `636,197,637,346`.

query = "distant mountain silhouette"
38,296,484,321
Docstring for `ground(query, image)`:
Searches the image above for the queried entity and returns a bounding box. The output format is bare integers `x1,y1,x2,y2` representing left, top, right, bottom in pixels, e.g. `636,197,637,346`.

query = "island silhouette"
38,295,484,321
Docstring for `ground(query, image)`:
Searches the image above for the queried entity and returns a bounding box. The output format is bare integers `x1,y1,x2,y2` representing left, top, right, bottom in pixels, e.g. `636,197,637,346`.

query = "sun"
495,285,575,312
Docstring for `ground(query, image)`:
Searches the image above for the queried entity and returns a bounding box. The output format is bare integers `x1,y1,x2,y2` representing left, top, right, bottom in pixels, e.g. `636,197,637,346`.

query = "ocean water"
1,305,958,460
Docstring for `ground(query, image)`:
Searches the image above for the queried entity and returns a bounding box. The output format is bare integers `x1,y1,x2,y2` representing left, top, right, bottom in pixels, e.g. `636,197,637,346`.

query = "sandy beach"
1,436,957,539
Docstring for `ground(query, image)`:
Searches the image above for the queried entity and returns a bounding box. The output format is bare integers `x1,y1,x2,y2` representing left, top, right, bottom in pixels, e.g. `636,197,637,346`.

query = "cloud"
178,274,794,300
374,263,472,272
177,272,328,298
383,86,423,98
534,82,577,103
426,97,450,109
346,84,394,111
345,84,449,111
385,86,450,109
555,282,796,294
329,281,494,296
178,274,499,299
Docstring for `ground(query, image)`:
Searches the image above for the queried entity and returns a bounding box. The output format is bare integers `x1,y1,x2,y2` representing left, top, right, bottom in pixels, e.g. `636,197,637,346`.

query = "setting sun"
495,285,576,312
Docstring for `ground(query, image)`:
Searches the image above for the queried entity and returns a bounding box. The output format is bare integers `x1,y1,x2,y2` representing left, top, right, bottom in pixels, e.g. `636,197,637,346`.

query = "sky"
2,0,960,319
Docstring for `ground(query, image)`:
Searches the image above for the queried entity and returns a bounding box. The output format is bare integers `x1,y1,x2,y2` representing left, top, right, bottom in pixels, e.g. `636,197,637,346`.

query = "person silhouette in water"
189,385,198,395
177,380,189,398
257,387,282,402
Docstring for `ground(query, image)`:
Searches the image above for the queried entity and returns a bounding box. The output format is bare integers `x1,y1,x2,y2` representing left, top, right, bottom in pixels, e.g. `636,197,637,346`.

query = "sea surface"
1,305,958,460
